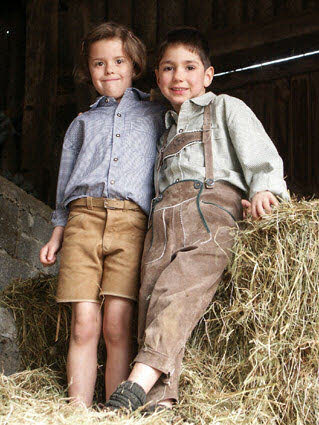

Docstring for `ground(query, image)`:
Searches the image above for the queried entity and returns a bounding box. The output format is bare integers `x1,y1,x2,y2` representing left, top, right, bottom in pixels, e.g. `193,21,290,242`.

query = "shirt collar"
90,87,150,109
165,110,178,128
164,92,216,128
189,91,216,106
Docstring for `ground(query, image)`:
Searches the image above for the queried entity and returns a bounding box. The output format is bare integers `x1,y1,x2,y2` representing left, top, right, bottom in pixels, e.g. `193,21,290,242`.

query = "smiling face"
88,38,134,101
155,44,214,112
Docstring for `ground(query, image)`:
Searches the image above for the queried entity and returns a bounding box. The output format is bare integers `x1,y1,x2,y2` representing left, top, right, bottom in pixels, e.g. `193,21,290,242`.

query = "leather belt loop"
86,196,93,210
203,104,214,188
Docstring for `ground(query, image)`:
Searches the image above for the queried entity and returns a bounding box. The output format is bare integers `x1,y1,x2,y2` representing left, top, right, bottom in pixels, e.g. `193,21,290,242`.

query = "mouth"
170,87,189,94
103,78,121,82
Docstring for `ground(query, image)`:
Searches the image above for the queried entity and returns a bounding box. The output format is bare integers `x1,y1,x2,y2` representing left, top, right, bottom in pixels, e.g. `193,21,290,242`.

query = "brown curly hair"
74,22,147,85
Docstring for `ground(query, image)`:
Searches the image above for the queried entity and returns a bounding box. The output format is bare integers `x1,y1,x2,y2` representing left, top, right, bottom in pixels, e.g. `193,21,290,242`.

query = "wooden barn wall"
1,0,319,205
213,62,319,197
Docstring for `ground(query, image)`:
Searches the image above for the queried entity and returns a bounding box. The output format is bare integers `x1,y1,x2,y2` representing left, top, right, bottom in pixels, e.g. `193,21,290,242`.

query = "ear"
204,66,214,88
155,69,160,86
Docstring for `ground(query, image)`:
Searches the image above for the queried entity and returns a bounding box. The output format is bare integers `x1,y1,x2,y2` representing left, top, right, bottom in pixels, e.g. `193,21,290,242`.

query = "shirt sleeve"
51,119,84,227
226,97,290,201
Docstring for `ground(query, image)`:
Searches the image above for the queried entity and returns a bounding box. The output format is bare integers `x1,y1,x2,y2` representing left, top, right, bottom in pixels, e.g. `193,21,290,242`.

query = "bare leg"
67,302,102,407
103,296,136,400
128,362,173,408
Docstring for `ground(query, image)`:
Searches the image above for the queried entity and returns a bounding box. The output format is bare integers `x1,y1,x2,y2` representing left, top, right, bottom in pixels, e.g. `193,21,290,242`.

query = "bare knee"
71,305,101,346
103,317,130,346
103,297,135,346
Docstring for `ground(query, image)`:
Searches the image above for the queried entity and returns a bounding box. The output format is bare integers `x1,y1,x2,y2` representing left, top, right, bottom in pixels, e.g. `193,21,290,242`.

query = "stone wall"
0,175,59,290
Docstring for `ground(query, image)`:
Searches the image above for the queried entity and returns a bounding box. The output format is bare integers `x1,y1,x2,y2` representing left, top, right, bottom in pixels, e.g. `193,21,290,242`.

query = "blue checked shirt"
52,88,166,227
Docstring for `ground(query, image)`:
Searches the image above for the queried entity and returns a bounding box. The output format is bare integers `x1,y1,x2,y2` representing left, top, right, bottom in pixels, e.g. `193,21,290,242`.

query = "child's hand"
40,226,64,266
241,199,252,219
250,191,278,219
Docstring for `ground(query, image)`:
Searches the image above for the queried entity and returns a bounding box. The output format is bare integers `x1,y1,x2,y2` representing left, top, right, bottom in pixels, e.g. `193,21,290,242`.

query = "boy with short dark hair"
104,27,289,412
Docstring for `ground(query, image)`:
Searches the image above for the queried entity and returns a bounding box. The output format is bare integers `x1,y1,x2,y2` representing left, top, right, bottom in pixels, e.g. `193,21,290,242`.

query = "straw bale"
0,198,318,424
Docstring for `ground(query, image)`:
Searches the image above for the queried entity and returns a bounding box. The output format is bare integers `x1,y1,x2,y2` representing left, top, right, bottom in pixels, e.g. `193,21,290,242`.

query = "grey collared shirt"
157,92,289,200
52,88,166,227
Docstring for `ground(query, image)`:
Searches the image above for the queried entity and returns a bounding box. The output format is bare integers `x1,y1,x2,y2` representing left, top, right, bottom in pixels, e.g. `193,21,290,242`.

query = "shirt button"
113,157,118,162
117,113,121,117
116,134,120,137
179,129,183,133
175,178,180,182
110,180,115,185
105,98,109,103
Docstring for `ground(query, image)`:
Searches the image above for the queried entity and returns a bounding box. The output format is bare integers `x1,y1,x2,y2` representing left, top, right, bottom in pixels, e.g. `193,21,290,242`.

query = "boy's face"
155,44,214,112
88,38,133,101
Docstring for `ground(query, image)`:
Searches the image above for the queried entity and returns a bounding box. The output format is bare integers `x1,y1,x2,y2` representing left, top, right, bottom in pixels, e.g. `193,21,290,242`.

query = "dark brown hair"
156,27,211,70
75,22,147,85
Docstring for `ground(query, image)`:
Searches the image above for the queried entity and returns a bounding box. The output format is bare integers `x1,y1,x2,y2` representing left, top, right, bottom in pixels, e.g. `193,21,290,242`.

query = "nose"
104,62,114,75
173,66,184,82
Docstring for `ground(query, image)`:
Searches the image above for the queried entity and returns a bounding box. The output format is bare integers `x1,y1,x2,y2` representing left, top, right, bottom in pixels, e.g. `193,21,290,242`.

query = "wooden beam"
107,0,132,27
310,71,319,192
21,0,58,203
157,0,185,41
213,54,319,93
209,10,319,57
289,74,311,189
1,5,25,174
133,0,157,49
185,0,214,34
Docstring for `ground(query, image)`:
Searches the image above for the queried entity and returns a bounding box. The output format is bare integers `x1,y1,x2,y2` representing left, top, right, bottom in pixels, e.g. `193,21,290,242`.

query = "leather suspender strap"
202,104,214,188
155,103,214,196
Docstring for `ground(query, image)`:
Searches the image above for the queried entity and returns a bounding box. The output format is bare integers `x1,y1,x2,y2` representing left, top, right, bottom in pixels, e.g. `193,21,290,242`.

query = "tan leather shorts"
56,197,147,303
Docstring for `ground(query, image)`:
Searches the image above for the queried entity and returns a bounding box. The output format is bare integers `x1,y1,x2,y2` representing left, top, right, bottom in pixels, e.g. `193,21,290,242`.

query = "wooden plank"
185,0,214,33
21,0,58,204
107,0,132,27
289,74,311,193
157,0,185,41
60,0,106,111
213,54,319,93
0,5,25,174
304,0,319,9
309,71,319,195
271,79,290,178
212,30,319,75
255,0,274,22
211,0,227,31
208,9,319,56
132,0,157,49
286,0,303,15
223,0,242,28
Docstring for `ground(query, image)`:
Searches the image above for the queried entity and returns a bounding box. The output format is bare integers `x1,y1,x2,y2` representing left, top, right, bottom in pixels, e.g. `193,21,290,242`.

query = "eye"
186,65,195,71
162,66,173,72
94,61,104,67
116,58,124,64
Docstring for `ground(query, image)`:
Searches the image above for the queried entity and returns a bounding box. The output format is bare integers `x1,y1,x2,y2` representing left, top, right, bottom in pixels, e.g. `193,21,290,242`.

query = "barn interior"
1,2,319,424
1,0,319,206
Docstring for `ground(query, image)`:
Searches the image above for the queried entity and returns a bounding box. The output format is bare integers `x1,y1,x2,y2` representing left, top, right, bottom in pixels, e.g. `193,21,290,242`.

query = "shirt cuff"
249,173,290,201
51,208,69,227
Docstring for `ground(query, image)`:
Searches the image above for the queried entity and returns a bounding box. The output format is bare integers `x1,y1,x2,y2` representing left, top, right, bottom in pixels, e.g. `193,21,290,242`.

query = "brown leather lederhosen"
134,104,243,403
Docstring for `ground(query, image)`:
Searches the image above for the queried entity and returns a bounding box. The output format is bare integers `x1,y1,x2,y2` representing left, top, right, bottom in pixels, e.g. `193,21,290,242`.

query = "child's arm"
226,96,289,203
40,118,83,266
40,226,64,266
